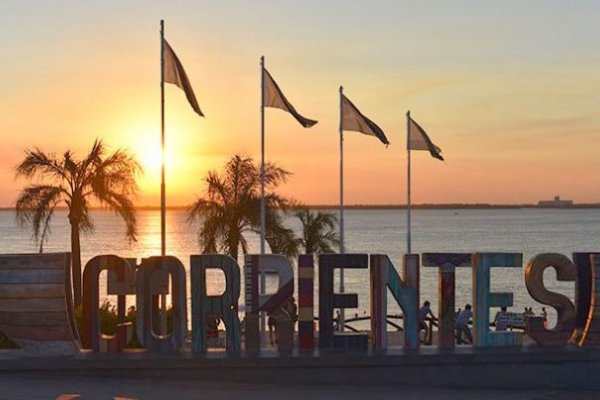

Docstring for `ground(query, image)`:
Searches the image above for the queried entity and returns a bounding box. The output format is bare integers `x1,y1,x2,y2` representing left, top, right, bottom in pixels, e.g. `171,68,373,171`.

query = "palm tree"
15,139,141,307
295,207,340,254
188,154,298,260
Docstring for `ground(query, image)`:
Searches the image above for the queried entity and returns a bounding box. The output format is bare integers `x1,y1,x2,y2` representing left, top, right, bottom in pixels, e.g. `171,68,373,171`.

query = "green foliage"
74,301,117,336
295,207,340,254
74,300,142,348
188,154,299,260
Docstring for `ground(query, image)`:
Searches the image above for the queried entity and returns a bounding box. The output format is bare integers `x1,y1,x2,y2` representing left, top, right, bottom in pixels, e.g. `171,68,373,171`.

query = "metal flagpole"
259,56,266,341
260,56,266,255
160,20,166,257
406,110,412,254
339,86,345,330
339,87,345,259
159,20,168,335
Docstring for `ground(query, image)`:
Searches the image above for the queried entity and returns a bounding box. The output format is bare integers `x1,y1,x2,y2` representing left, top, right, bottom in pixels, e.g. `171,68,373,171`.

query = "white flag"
163,39,204,117
263,68,317,128
408,116,443,160
341,93,389,145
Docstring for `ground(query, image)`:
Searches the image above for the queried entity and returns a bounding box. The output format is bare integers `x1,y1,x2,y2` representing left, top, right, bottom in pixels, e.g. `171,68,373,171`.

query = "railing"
334,314,527,345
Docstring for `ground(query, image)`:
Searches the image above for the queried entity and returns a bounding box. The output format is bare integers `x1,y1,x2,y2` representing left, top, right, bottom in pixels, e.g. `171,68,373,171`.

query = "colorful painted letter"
297,254,314,351
243,254,294,352
472,253,522,347
422,253,472,349
136,256,187,351
190,254,241,353
82,255,135,352
524,253,576,346
576,253,600,346
370,254,419,351
319,254,369,351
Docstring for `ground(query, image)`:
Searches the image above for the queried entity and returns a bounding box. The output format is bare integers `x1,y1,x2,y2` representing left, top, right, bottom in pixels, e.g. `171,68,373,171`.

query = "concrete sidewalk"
2,346,600,393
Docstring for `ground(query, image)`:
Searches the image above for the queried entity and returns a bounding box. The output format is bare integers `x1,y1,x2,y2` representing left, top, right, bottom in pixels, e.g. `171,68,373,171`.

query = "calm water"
2,208,599,325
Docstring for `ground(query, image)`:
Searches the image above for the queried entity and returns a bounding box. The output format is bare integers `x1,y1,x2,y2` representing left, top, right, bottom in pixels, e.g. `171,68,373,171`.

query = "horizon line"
2,202,600,212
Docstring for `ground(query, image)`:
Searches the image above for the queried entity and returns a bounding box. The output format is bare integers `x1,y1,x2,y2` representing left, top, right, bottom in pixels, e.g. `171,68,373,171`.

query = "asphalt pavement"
0,374,598,400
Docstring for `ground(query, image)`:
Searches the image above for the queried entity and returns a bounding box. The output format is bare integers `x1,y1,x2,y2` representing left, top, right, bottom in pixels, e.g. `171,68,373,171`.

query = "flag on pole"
162,38,204,117
408,116,443,160
263,68,317,128
340,93,389,145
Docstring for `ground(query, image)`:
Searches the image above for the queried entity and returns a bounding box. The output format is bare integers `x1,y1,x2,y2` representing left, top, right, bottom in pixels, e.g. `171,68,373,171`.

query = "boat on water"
537,195,573,208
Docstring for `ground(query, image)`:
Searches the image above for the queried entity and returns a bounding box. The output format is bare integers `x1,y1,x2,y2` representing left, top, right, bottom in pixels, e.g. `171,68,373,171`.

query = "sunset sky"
1,1,599,207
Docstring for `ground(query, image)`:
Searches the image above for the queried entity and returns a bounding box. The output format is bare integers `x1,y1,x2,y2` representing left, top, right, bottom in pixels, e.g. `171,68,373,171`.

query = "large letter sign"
472,253,522,347
244,254,294,352
370,254,419,351
319,254,368,351
525,253,576,346
422,253,472,349
297,254,315,351
82,255,135,352
136,256,187,352
191,255,241,353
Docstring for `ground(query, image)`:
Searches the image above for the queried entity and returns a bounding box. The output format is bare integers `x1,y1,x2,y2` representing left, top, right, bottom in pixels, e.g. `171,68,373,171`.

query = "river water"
2,208,598,326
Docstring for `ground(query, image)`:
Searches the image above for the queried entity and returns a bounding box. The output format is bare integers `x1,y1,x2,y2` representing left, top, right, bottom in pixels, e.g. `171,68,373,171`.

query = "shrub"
74,300,142,348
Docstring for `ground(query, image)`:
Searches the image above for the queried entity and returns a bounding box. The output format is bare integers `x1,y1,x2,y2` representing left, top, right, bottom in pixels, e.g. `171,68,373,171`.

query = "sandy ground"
0,374,598,400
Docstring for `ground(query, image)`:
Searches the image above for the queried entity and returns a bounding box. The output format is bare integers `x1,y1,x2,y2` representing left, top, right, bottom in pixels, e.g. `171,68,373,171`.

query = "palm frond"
187,198,211,223
90,147,142,191
94,190,137,241
14,149,68,183
266,223,300,259
37,203,57,253
295,208,340,254
263,162,291,189
188,154,298,259
15,185,65,242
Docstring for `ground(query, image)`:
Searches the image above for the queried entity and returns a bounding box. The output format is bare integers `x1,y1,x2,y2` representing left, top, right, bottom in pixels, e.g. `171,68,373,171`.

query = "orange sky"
1,2,599,207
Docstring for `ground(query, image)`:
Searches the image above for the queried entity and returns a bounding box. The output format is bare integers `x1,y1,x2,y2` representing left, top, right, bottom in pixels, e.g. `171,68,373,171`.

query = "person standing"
334,310,342,331
205,313,220,342
494,306,508,331
455,304,473,344
541,307,548,329
286,297,298,329
267,312,276,346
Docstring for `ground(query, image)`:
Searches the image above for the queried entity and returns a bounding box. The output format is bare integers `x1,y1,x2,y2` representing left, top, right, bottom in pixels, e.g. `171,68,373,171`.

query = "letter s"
525,253,576,346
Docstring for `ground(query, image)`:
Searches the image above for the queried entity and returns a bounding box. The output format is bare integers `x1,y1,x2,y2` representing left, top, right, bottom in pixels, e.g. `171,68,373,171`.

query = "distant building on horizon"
537,195,573,208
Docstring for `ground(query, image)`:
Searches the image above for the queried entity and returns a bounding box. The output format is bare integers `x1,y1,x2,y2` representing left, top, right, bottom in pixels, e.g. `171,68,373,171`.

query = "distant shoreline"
306,204,600,210
2,203,600,211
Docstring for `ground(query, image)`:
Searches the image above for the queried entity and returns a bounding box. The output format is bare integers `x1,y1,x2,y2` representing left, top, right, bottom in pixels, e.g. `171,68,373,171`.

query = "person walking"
418,300,436,344
456,304,473,345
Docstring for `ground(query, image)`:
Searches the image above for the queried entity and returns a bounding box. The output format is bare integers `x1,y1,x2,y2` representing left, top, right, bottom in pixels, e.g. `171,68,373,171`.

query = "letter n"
370,254,419,351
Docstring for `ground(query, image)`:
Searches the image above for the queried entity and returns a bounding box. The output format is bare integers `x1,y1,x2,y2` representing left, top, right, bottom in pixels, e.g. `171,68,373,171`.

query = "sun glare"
140,146,164,174
112,115,218,205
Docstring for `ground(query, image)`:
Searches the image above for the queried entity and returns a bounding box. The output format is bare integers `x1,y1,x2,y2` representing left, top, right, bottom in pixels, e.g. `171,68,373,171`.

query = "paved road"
0,374,598,400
